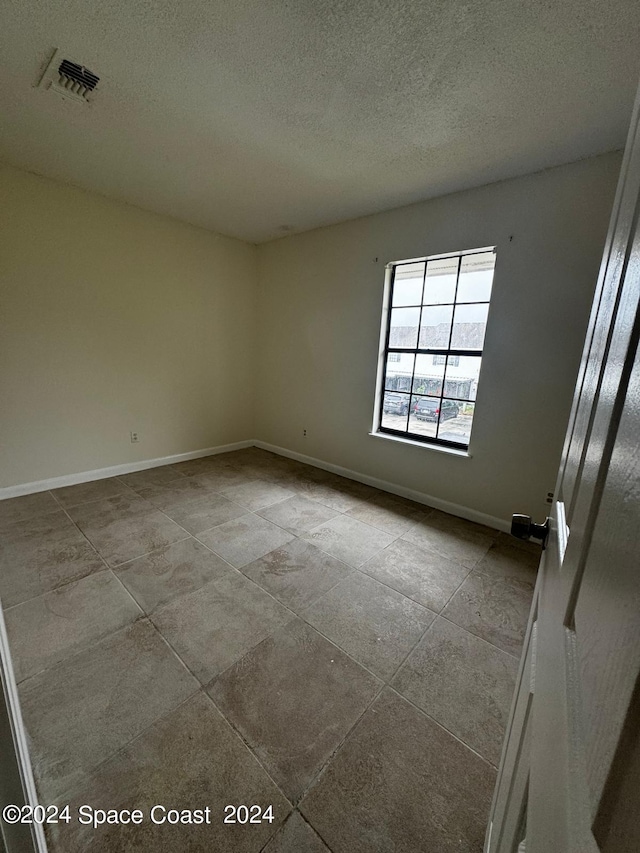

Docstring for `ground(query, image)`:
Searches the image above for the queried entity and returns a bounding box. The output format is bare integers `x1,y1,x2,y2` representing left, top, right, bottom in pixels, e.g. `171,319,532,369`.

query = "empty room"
1,1,640,851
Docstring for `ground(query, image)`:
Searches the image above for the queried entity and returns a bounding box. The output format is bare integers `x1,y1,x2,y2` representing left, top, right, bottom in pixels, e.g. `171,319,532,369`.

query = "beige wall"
0,165,257,488
256,152,622,523
0,154,622,522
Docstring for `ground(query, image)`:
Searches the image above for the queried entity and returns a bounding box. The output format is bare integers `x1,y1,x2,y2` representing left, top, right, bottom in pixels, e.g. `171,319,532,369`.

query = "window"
433,354,459,367
376,247,496,449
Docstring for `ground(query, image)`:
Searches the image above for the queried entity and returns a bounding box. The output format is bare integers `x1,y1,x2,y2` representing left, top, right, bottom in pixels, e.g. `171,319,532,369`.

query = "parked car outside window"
383,392,410,416
413,398,459,422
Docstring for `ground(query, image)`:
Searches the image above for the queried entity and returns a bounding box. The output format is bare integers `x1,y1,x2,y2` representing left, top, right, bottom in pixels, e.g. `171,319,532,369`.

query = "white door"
487,82,640,853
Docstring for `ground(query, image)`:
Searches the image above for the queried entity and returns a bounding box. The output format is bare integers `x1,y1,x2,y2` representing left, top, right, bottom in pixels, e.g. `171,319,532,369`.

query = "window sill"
368,431,472,458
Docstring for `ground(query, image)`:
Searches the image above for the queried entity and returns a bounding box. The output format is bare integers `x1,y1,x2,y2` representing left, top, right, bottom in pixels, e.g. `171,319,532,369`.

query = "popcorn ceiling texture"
0,0,639,242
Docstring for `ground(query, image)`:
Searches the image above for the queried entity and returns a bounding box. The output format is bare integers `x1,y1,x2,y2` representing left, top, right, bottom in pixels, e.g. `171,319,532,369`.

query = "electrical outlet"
130,431,140,444
303,429,307,437
546,491,554,504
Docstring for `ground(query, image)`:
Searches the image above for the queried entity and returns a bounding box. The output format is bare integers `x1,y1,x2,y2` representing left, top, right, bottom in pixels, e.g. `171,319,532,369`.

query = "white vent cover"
37,48,100,104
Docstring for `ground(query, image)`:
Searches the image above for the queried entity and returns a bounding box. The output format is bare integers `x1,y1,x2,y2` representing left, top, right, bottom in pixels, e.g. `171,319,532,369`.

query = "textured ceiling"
1,0,639,243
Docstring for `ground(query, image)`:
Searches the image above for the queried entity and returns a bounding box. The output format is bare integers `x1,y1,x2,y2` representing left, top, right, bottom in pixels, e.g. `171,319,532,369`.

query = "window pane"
381,392,411,431
408,395,439,439
419,305,453,349
389,307,420,348
436,400,475,445
451,303,488,350
423,256,458,305
443,355,481,400
392,262,425,306
413,353,444,396
384,353,415,392
456,251,495,303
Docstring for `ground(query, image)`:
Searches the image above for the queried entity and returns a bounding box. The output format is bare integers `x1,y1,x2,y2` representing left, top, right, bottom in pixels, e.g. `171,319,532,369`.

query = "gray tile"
115,538,233,613
67,493,152,524
67,494,187,567
20,620,198,800
393,617,518,764
303,572,435,680
0,512,105,608
360,538,470,612
198,515,294,568
212,447,265,466
152,572,292,683
46,693,290,853
173,456,247,486
209,619,381,802
51,477,135,508
190,467,255,490
475,539,540,587
5,570,141,682
302,516,394,569
162,493,249,534
294,473,378,513
402,510,496,568
243,539,352,614
135,477,221,511
443,571,533,656
300,688,495,853
346,493,430,537
118,465,186,489
257,495,339,536
219,479,295,511
263,811,330,853
220,447,278,469
0,491,60,530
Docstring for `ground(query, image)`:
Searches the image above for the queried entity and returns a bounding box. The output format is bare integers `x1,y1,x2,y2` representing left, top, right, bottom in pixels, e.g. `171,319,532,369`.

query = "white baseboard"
0,440,254,500
255,440,510,533
1,437,509,533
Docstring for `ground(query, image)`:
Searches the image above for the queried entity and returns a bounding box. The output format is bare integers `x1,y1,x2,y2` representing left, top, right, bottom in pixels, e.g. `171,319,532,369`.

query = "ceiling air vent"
37,48,100,104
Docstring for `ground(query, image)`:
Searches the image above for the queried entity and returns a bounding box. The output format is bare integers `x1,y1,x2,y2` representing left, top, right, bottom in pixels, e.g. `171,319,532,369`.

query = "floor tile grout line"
49,491,112,571
144,614,212,687
10,464,512,661
179,468,509,779
381,605,441,687
2,568,113,614
183,519,433,690
437,612,522,660
14,614,156,690
49,486,215,583
294,674,389,808
165,499,471,688
47,485,213,606
128,464,433,546
471,564,539,588
108,569,147,618
195,519,426,685
385,684,499,770
204,692,295,812
11,453,517,827
356,522,497,584
49,482,139,511
341,504,435,538
108,534,194,569
48,688,205,807
435,564,476,612
296,567,438,668
257,809,336,853
13,503,511,711
352,562,452,615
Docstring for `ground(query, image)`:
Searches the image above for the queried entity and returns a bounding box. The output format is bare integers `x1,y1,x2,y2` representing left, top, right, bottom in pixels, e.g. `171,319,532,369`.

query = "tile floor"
0,447,539,852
